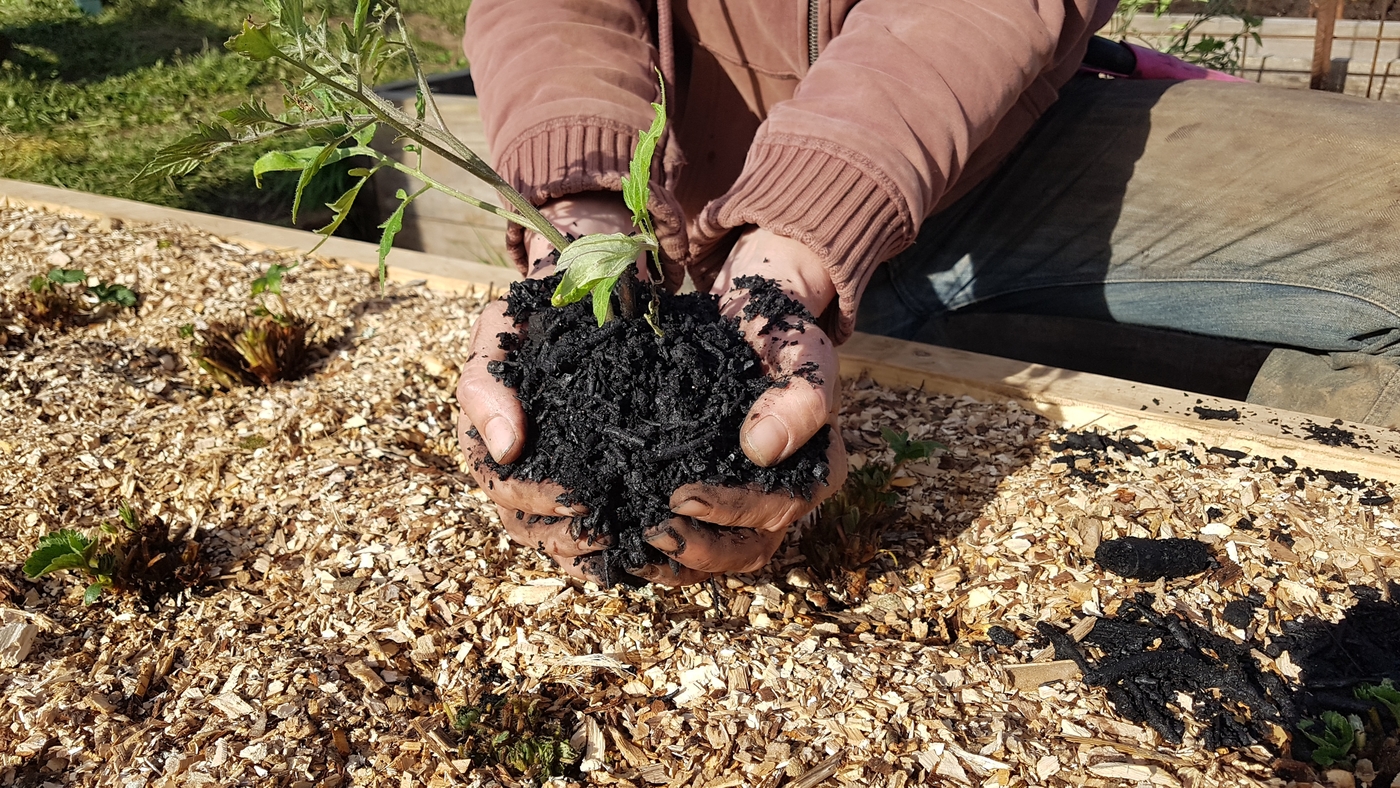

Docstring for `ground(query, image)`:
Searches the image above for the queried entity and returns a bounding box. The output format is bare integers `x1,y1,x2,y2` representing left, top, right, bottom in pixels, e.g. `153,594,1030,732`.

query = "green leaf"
83,580,110,606
252,264,289,297
377,187,424,286
30,275,48,293
1299,711,1355,767
591,280,613,326
89,283,137,308
135,122,236,181
313,174,371,243
48,268,87,285
227,18,281,62
218,99,281,128
23,530,96,578
881,427,945,465
353,0,372,37
252,143,368,189
620,74,667,235
550,233,653,323
352,124,377,147
1356,680,1400,727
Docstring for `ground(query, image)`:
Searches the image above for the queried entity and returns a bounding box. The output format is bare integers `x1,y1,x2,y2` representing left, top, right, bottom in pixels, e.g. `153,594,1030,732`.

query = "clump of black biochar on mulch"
1039,592,1295,749
1094,537,1215,581
481,274,830,583
1047,429,1155,485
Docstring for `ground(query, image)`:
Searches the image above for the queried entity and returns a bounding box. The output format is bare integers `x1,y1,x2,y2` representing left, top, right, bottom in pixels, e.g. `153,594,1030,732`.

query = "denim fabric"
856,77,1400,423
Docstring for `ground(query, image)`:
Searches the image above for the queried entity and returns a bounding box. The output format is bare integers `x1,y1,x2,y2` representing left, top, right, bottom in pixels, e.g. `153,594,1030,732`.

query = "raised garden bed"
4,202,1400,787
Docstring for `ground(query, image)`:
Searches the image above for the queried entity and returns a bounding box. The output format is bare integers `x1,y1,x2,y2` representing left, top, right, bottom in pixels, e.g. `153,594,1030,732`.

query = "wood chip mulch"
3,205,1400,788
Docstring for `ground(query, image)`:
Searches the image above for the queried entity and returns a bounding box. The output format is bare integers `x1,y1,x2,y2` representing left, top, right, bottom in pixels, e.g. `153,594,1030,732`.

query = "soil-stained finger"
461,428,576,516
671,425,847,531
497,505,608,558
642,517,786,574
456,300,527,463
625,561,712,587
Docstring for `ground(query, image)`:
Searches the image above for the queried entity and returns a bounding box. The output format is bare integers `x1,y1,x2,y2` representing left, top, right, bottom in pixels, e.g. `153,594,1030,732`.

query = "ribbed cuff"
693,133,915,344
493,117,687,281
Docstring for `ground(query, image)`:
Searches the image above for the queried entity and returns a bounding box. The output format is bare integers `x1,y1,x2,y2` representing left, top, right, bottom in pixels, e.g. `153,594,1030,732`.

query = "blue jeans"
856,78,1400,424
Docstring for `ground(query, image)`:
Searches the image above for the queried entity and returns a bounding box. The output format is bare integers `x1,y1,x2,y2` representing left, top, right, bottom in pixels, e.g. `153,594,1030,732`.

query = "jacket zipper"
807,0,820,67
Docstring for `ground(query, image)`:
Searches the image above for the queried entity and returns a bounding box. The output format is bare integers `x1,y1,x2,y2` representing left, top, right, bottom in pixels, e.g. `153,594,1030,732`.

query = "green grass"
0,0,471,231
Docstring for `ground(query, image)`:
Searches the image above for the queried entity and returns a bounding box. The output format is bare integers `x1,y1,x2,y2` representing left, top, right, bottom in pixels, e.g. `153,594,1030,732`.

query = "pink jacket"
464,0,1118,341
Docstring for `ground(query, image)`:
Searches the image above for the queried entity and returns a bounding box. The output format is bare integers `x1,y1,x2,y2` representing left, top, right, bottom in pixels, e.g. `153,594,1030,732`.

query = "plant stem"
375,157,542,230
268,51,571,252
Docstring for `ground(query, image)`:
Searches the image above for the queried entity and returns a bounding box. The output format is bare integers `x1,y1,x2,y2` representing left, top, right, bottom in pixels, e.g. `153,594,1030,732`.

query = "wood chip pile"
2,205,1399,788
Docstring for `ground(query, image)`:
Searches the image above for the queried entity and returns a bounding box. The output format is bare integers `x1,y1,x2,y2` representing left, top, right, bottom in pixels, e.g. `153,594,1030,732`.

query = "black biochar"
1094,537,1213,581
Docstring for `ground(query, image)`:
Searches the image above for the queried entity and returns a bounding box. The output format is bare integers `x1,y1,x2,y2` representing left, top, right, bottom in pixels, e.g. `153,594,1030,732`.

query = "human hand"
629,228,849,586
456,192,635,582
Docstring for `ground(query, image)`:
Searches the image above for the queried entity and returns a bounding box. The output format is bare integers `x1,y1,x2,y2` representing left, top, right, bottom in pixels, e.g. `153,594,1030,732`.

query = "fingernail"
671,496,711,518
744,415,790,466
644,524,684,555
555,505,586,517
482,416,517,461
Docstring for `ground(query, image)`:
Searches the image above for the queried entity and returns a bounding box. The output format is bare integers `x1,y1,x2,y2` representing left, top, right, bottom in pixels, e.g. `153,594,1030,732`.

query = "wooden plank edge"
8,179,1400,483
0,178,521,299
841,332,1400,484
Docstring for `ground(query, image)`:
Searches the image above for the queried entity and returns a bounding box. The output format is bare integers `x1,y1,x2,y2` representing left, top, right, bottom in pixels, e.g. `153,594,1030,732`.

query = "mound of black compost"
479,274,830,582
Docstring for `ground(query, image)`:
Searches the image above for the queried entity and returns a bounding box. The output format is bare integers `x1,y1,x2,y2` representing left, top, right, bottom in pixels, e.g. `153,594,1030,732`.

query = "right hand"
455,192,636,582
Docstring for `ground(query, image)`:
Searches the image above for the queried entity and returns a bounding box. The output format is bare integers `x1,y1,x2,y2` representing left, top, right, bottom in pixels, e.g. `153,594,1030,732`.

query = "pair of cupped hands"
455,193,849,585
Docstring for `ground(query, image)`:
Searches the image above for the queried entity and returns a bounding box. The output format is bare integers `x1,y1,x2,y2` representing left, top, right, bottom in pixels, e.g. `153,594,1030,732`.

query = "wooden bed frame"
7,177,1400,482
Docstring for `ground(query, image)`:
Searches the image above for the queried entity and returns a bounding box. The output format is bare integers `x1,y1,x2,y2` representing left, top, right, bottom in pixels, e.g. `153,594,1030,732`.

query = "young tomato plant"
141,0,667,326
805,428,945,593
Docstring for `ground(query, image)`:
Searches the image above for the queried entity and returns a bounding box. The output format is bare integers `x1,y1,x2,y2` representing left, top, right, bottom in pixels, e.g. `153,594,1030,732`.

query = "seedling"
181,263,310,389
24,267,137,326
23,528,120,605
21,501,203,606
805,428,945,587
1355,680,1400,729
141,0,665,328
1298,710,1358,767
451,691,579,779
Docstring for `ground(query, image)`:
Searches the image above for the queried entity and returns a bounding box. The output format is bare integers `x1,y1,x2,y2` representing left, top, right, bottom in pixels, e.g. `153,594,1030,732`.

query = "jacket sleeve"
462,0,687,274
693,0,1110,343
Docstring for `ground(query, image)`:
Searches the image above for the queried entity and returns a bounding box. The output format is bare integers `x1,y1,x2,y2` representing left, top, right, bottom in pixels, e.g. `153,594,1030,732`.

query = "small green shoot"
25,267,138,325
183,263,310,389
551,73,667,326
1355,679,1400,729
452,692,579,779
1298,710,1357,767
806,428,946,589
23,528,119,605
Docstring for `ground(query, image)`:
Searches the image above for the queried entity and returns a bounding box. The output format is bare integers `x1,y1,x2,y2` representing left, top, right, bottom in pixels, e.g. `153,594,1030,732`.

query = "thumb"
741,375,831,467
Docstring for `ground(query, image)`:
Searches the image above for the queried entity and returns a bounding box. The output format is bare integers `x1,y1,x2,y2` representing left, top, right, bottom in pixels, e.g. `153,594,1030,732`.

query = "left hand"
629,228,849,586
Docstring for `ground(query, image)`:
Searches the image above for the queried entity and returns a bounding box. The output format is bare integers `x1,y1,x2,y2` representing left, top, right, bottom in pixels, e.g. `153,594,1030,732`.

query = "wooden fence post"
1311,0,1343,89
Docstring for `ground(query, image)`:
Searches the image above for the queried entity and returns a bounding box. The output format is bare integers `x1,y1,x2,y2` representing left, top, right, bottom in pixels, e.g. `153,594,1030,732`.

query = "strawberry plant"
24,267,137,326
181,262,311,388
22,502,204,606
805,428,944,591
